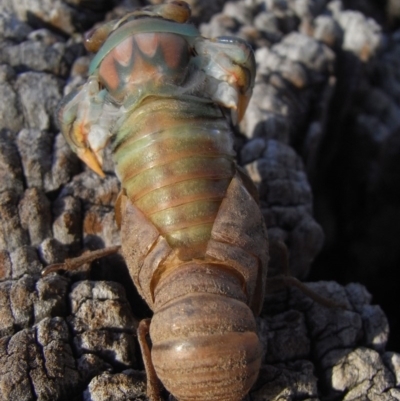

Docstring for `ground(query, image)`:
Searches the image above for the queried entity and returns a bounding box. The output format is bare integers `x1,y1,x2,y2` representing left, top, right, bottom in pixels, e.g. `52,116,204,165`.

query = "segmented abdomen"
113,97,236,259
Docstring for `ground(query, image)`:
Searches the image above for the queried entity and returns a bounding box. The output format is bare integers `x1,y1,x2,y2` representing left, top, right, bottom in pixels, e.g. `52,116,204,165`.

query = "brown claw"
267,275,349,310
42,263,69,276
41,245,121,276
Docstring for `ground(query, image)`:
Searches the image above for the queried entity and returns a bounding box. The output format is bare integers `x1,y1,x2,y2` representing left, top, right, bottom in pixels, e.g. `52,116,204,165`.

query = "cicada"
55,2,268,400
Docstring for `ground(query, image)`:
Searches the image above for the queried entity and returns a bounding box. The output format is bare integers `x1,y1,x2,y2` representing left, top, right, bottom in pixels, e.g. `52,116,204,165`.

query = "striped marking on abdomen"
113,99,235,254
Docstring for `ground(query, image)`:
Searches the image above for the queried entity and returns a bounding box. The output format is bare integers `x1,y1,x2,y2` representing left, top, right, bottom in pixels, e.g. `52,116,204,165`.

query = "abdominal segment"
113,97,235,259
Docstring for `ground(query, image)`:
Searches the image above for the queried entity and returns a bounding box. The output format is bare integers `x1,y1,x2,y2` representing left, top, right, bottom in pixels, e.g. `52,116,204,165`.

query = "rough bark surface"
0,1,400,400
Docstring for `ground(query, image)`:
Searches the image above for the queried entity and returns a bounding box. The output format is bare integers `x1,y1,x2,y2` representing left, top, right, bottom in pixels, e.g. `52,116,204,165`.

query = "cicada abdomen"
57,2,268,400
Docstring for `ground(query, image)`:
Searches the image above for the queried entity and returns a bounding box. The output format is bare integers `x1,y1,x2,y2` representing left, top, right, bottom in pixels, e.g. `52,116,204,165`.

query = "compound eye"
162,0,191,23
169,0,190,10
84,19,118,52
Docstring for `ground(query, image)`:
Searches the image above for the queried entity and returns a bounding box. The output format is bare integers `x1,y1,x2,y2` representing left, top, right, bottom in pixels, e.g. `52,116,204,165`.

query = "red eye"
84,28,100,52
170,1,190,9
163,0,191,22
84,20,116,52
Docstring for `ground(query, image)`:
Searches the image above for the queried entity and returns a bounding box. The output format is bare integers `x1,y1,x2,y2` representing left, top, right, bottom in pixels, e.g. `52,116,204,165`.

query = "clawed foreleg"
41,245,120,276
138,319,164,401
267,241,347,310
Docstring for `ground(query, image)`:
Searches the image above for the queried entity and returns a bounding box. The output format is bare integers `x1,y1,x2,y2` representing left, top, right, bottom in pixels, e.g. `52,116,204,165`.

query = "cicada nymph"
56,2,268,400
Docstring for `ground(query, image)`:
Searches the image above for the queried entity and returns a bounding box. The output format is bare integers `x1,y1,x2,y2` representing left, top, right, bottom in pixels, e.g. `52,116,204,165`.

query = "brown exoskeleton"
47,2,269,400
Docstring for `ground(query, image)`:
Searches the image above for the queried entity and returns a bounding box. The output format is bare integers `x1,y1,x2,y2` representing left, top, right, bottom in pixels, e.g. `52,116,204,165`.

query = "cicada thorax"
99,29,264,401
97,31,191,102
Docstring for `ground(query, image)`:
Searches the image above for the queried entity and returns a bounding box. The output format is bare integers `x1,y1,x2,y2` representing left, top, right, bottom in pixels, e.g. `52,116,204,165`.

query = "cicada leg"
138,319,163,401
193,35,256,122
41,246,121,276
267,241,347,310
57,77,118,177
